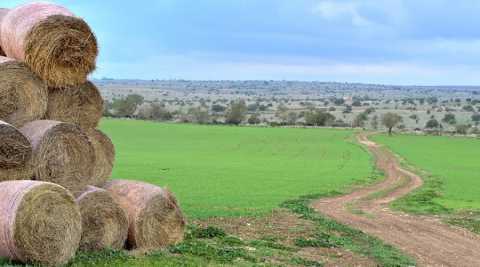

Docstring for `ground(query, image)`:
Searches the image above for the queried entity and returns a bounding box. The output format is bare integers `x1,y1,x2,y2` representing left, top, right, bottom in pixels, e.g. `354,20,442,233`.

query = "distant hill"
93,79,480,93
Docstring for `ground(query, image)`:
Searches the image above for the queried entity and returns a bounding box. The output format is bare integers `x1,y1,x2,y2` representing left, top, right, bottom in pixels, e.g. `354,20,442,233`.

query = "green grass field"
100,119,375,218
373,134,480,212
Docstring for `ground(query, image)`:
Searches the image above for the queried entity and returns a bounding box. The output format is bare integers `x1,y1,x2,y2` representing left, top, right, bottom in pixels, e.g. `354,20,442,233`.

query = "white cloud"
312,1,373,27
312,0,410,30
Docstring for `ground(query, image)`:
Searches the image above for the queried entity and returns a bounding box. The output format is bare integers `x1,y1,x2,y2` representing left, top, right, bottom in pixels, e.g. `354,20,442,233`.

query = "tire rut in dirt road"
312,133,480,266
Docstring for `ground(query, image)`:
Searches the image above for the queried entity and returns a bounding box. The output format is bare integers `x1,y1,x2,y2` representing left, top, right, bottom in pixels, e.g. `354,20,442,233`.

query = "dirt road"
312,133,480,266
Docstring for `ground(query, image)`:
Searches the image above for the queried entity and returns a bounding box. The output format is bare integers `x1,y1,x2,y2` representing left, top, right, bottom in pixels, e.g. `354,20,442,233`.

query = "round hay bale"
86,129,115,186
46,81,103,129
0,9,8,56
104,180,186,250
0,121,33,181
19,120,95,195
76,186,128,251
0,57,48,127
0,2,98,87
0,180,82,266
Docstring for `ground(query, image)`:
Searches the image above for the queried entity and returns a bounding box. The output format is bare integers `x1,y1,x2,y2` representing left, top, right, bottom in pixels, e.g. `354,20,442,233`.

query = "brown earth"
312,133,480,267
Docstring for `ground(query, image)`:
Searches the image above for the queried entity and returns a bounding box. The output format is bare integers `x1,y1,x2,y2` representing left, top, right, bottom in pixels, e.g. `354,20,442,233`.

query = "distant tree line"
104,94,353,128
104,94,480,135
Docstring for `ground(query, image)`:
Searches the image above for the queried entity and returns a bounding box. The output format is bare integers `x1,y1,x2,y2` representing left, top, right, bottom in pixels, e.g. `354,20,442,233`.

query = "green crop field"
373,134,480,212
100,119,375,219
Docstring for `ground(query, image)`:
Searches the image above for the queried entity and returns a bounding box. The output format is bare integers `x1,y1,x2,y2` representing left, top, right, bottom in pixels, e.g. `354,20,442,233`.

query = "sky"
2,0,480,85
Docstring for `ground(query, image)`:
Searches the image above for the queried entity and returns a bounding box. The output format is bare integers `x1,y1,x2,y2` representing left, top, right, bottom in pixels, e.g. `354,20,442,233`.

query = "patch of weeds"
250,239,294,251
446,211,480,235
391,175,451,215
352,168,384,188
259,235,280,242
71,249,131,265
188,225,226,239
281,193,416,267
169,239,256,263
290,257,324,267
294,233,336,248
219,236,245,246
364,175,410,202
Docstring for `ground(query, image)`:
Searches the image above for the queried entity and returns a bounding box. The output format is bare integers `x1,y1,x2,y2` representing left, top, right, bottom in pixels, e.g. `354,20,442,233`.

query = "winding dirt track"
312,133,480,266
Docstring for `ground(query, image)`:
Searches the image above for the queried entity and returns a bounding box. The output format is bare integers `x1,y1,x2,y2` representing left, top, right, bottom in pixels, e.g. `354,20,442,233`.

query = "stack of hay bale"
0,2,185,266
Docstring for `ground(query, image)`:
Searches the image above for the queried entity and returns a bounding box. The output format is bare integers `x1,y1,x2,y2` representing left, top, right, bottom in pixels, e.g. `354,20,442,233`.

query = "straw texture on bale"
76,186,128,251
0,121,33,181
0,180,82,266
0,2,98,87
0,9,8,56
20,120,95,195
86,129,115,186
0,57,48,127
104,180,186,250
46,81,103,129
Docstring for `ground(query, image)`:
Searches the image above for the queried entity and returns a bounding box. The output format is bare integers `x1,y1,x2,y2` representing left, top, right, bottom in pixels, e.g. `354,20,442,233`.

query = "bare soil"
312,133,480,266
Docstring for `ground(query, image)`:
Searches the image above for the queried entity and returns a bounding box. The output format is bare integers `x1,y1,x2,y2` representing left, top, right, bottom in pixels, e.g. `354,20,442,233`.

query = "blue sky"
3,0,480,85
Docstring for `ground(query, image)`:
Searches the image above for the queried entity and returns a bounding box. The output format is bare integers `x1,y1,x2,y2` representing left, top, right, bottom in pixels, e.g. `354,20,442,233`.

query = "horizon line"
92,78,480,88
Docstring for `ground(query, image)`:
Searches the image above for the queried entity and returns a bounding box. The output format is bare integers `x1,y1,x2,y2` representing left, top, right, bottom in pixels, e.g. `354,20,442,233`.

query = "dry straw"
0,2,98,87
86,129,115,186
0,56,48,127
0,121,33,181
0,180,82,266
0,8,8,56
76,186,128,251
20,120,95,195
46,81,104,129
104,180,186,250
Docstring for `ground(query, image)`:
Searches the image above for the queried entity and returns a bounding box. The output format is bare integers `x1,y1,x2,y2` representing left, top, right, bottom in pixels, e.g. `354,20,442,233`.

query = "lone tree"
112,94,144,118
381,112,403,135
304,110,335,126
225,100,247,125
371,115,379,130
455,124,470,135
188,107,210,124
353,112,368,128
472,113,480,125
425,118,441,129
442,113,456,125
247,113,261,125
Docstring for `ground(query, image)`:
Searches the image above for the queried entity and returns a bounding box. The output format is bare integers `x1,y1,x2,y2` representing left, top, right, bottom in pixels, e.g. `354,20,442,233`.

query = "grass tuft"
446,211,480,235
294,233,337,248
290,257,324,267
169,239,255,263
188,225,226,239
249,239,294,251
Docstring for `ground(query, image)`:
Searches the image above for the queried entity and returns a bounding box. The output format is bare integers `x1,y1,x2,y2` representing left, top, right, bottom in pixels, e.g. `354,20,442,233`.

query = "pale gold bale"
19,120,95,195
76,186,128,251
0,180,82,266
46,81,103,130
86,129,115,187
0,121,33,181
0,57,47,127
104,180,186,250
0,2,98,87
